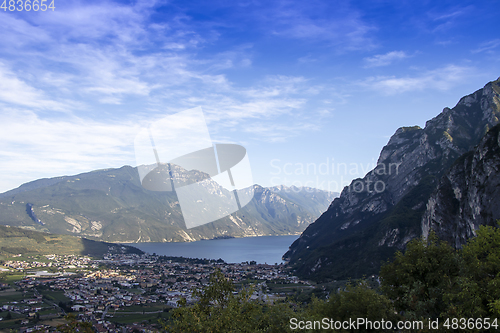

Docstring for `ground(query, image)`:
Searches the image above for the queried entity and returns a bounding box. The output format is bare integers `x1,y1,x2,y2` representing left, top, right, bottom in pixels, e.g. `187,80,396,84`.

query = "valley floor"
0,252,312,332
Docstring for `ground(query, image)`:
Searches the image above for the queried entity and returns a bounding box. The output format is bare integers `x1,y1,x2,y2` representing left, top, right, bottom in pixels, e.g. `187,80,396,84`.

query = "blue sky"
0,0,499,193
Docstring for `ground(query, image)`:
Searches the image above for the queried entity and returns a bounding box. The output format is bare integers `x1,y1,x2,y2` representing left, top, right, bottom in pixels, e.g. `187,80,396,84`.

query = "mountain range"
284,77,500,282
0,165,337,243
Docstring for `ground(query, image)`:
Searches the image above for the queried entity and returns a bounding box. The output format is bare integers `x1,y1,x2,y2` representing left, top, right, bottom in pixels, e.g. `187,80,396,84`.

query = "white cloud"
0,77,321,192
0,1,209,105
363,51,409,68
0,63,69,110
0,0,347,192
431,8,468,21
363,65,474,95
0,0,352,115
0,109,140,192
0,13,52,49
472,39,500,54
425,6,473,33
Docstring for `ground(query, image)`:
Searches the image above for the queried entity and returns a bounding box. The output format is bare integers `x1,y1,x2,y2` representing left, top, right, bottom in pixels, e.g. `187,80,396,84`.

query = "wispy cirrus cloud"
363,51,409,68
0,62,72,111
206,0,377,52
0,71,322,191
184,75,316,128
472,39,500,54
0,0,365,117
425,6,473,33
0,0,332,192
0,0,212,106
6,0,496,194
267,1,376,51
362,65,474,95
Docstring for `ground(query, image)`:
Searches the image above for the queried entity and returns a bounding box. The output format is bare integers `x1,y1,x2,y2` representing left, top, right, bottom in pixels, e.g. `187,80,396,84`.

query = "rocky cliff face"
422,124,500,248
284,77,500,281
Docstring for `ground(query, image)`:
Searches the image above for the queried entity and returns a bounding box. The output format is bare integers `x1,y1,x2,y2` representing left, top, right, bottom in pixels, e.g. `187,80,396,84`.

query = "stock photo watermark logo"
134,107,254,229
270,158,401,194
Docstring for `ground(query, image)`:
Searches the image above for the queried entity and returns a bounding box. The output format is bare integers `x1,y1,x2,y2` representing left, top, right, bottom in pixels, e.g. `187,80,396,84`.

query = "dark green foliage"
380,225,500,329
166,269,297,332
445,226,500,319
306,282,398,332
380,231,461,320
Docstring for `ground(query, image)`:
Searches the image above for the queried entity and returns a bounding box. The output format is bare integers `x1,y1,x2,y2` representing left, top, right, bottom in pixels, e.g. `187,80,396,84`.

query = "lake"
132,235,299,264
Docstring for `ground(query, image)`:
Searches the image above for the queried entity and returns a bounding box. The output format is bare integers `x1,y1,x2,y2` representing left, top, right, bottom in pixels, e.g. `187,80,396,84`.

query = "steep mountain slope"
0,166,336,243
284,77,500,282
0,225,143,258
422,124,500,248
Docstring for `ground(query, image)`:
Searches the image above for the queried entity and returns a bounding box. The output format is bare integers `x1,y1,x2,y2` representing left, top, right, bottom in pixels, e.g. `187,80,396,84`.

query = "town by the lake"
0,251,313,332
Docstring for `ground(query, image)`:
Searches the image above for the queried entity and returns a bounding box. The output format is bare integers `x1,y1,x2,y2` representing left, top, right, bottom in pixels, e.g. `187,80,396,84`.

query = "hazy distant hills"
285,77,500,282
0,165,337,243
0,225,143,258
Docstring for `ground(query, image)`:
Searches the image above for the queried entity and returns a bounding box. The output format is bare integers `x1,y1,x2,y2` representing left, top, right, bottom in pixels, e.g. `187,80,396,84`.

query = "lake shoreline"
118,232,303,244
128,234,300,264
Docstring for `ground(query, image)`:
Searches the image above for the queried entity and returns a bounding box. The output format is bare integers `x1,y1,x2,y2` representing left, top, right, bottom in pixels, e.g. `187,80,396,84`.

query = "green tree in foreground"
166,268,296,332
380,231,461,320
305,282,398,332
445,225,500,319
380,226,500,332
